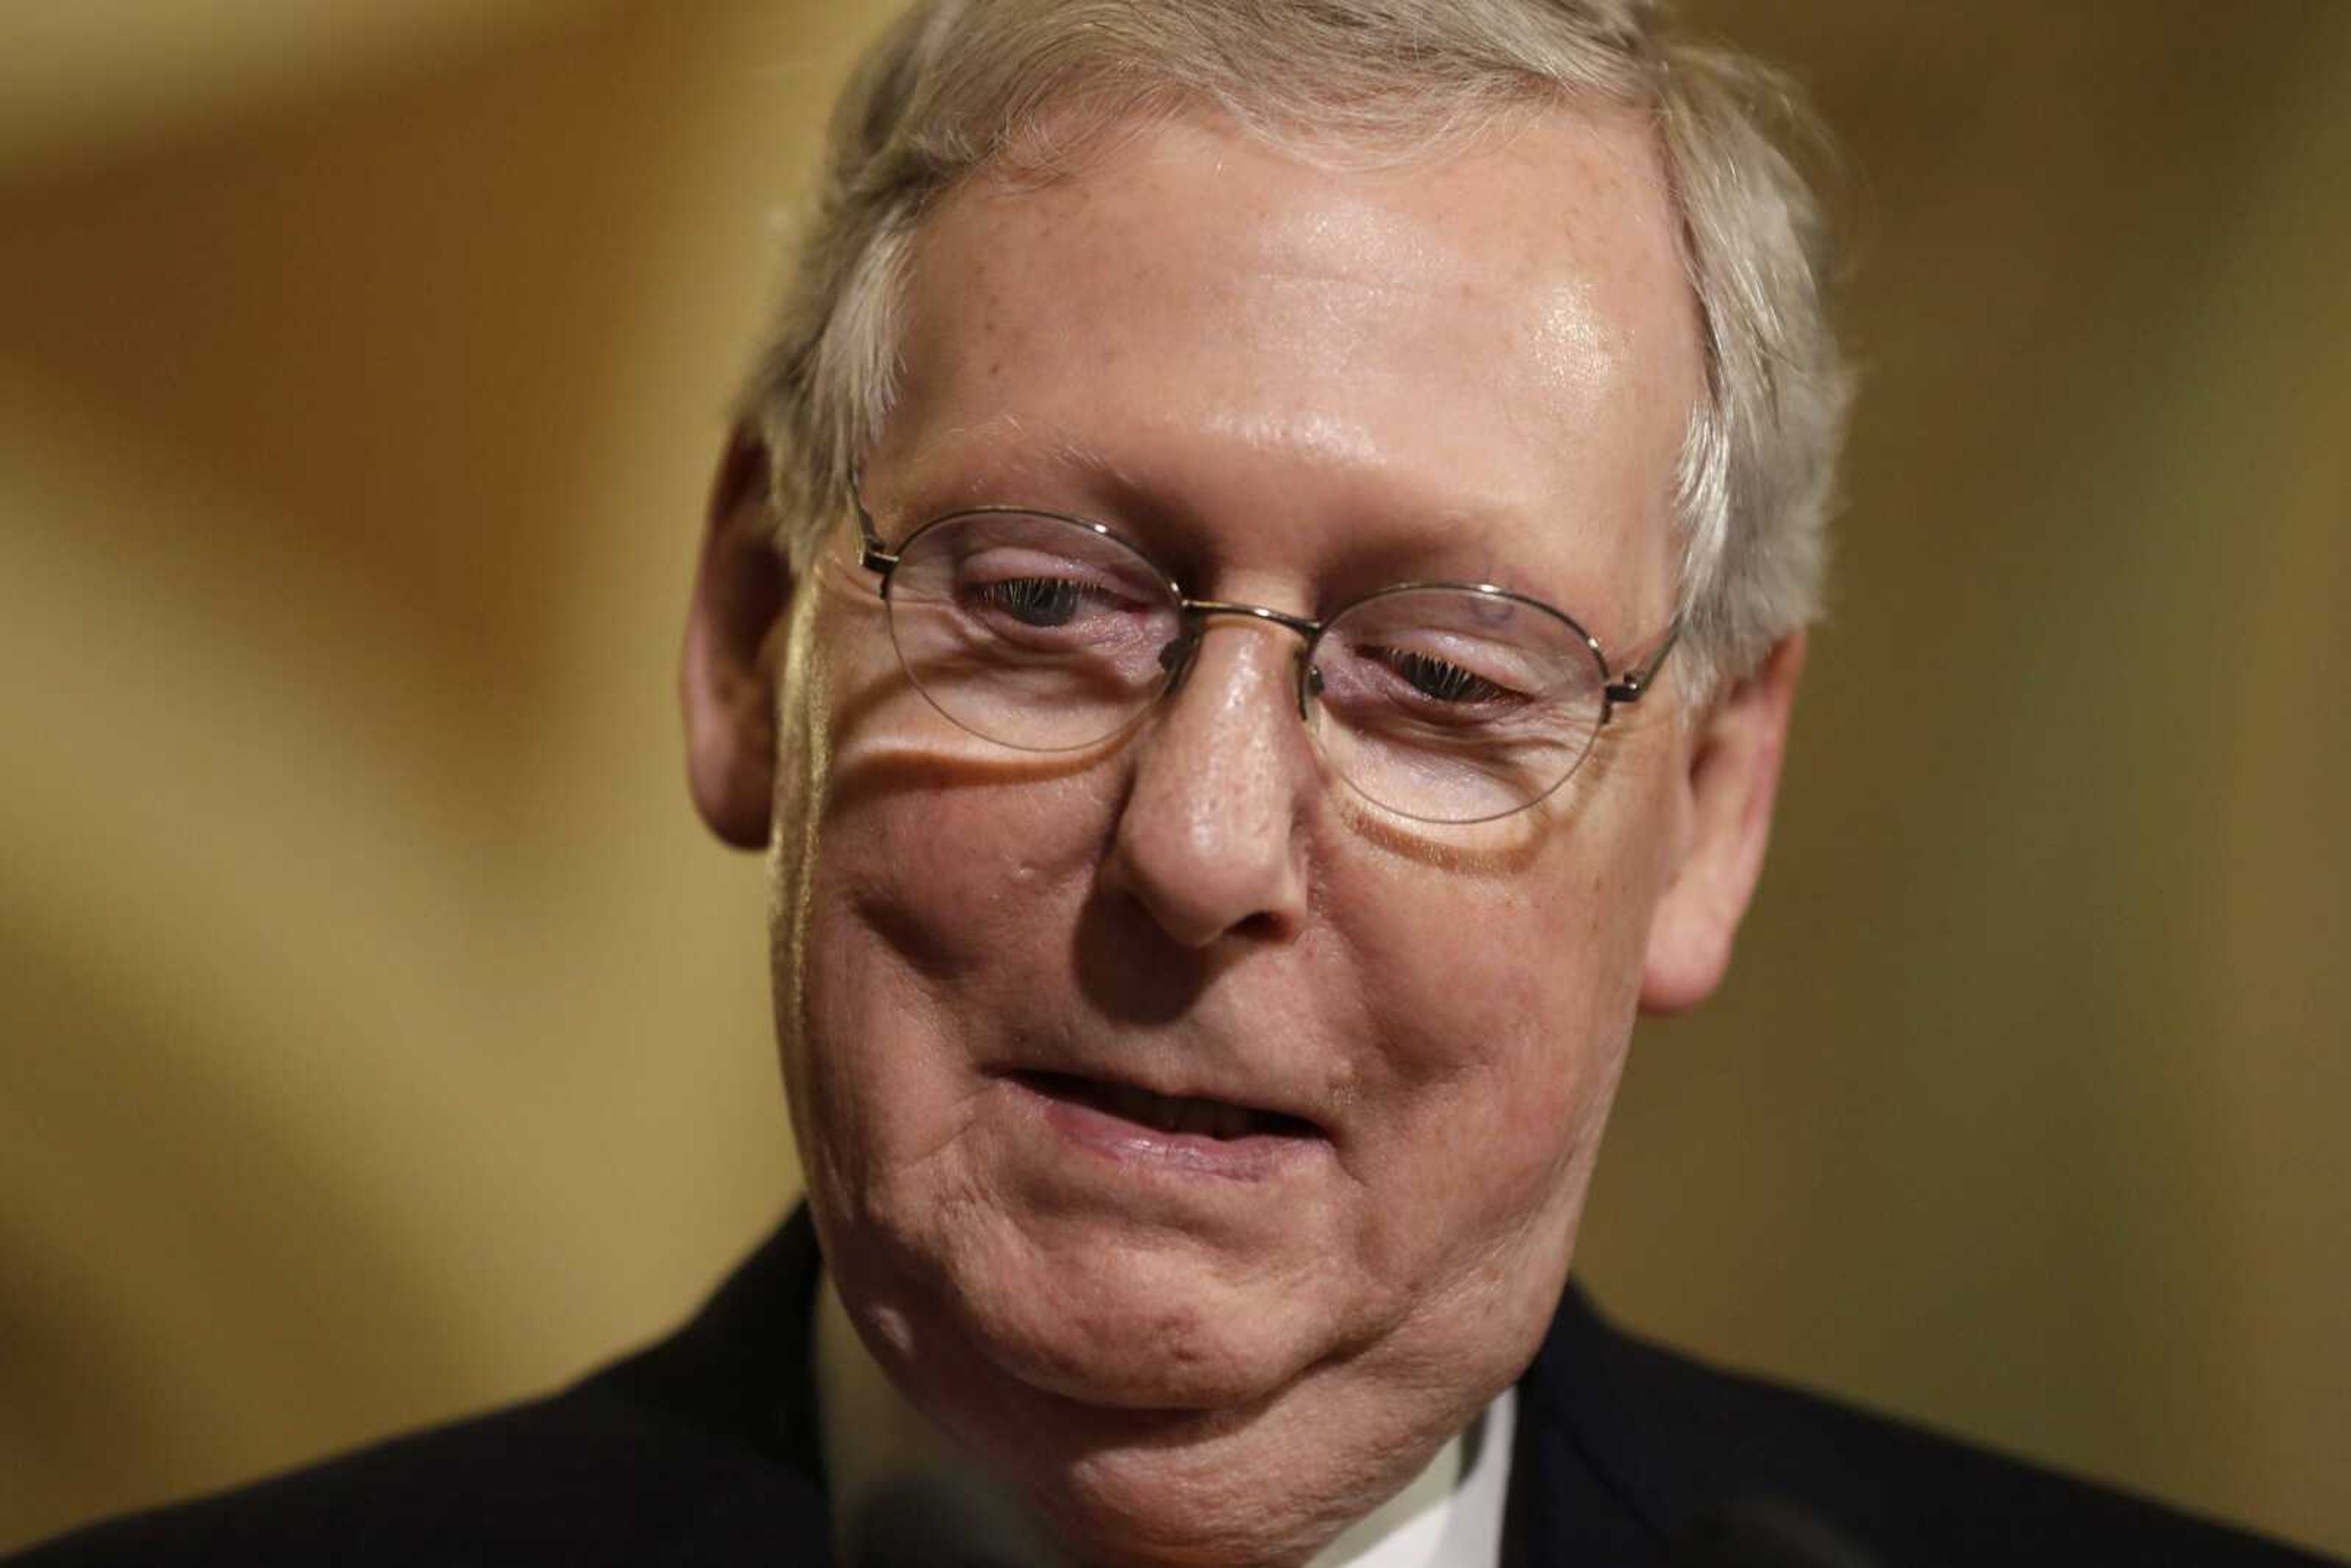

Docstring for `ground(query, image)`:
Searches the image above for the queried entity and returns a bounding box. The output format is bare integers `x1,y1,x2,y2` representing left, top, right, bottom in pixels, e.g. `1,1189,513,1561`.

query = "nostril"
1229,909,1289,943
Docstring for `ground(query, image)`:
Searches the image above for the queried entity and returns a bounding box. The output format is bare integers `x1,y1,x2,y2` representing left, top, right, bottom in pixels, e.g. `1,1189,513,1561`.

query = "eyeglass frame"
849,485,1682,813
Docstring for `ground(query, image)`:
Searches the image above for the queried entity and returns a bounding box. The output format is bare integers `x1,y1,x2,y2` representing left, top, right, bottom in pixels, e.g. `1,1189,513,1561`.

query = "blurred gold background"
2,0,2344,1555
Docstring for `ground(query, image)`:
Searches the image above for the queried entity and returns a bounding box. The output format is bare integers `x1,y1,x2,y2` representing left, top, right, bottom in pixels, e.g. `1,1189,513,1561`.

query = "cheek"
784,757,1117,1181
780,588,1114,1038
1322,799,1665,1274
816,771,1111,988
1337,803,1659,1089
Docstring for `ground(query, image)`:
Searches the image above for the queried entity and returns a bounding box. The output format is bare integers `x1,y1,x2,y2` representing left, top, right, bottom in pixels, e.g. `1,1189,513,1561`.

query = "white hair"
737,0,1850,700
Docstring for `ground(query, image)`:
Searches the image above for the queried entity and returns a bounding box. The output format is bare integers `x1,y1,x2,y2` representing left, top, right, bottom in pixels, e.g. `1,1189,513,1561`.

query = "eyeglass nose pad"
1294,649,1322,721
1157,634,1199,691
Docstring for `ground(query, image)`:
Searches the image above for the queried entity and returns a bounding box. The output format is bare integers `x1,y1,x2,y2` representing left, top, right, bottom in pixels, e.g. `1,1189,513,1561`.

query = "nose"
1100,618,1314,947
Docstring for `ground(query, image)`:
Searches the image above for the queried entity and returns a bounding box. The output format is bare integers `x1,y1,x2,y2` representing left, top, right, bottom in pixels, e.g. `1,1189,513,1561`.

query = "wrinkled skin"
684,103,1803,1568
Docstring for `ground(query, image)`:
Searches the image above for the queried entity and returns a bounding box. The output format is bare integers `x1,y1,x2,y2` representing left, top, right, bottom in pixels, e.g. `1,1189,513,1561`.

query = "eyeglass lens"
880,511,1610,823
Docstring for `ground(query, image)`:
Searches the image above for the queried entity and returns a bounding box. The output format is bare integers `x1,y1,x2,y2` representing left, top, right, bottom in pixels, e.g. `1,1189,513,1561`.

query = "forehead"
880,105,1703,625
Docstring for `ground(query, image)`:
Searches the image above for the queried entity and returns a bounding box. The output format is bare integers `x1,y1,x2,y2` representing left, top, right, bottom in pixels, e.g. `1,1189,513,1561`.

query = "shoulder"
11,1376,824,1568
1521,1283,2339,1566
11,1218,831,1568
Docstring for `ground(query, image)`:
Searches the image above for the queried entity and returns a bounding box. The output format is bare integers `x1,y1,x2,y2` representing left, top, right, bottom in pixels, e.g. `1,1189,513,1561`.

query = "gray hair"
736,0,1849,700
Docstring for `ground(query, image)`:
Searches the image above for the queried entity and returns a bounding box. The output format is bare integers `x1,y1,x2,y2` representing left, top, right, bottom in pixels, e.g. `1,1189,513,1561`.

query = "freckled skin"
775,108,1713,1566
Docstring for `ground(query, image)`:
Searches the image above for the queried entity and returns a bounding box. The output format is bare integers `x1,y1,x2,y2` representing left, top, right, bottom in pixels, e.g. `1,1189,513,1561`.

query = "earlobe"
1638,631,1806,1015
681,429,792,850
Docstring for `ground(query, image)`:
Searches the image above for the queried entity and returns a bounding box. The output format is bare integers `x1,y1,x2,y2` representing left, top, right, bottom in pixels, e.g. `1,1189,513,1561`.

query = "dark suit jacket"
14,1210,2334,1566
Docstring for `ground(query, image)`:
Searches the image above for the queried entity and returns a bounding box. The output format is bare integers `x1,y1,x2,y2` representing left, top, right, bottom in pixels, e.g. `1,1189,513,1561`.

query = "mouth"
1008,1070,1324,1144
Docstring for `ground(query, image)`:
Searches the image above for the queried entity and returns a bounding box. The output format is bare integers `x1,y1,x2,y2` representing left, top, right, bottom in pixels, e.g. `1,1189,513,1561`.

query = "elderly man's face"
691,103,1794,1563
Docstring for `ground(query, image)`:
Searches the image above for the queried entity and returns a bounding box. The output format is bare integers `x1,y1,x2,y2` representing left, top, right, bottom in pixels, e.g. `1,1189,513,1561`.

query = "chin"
810,1083,1364,1411
830,1209,1514,1568
807,1166,1280,1390
945,1221,1343,1411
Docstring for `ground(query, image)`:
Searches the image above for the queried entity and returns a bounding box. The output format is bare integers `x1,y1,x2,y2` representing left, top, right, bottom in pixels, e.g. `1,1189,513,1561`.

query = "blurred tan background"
2,0,2344,1555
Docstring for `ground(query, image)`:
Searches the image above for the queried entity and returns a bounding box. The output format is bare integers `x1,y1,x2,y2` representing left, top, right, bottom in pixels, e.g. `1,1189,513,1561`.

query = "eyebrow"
1037,428,1152,497
899,417,1141,495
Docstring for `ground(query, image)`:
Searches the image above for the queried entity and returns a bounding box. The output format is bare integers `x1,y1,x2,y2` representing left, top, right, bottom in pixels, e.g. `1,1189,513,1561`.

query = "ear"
1640,631,1807,1015
681,428,792,850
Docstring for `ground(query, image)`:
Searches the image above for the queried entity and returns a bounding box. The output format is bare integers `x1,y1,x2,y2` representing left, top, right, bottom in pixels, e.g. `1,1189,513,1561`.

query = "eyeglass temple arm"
848,470,898,580
1603,615,1684,710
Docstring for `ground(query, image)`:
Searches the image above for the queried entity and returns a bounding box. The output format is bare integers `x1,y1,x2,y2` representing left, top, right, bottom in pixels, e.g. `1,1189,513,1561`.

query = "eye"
1381,648,1512,705
974,576,1086,628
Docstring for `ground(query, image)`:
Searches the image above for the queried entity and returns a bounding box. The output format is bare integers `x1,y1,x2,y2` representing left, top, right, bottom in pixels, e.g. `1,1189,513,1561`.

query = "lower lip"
1005,1076,1326,1182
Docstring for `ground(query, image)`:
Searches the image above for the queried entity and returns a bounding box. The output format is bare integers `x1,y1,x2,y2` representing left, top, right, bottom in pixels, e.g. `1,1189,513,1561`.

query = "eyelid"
949,539,1173,607
912,505,1602,650
924,507,1167,568
953,542,1104,576
1358,627,1547,681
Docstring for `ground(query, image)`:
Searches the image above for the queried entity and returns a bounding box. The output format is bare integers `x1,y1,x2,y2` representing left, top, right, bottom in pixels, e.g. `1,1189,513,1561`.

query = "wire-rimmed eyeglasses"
853,496,1678,824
